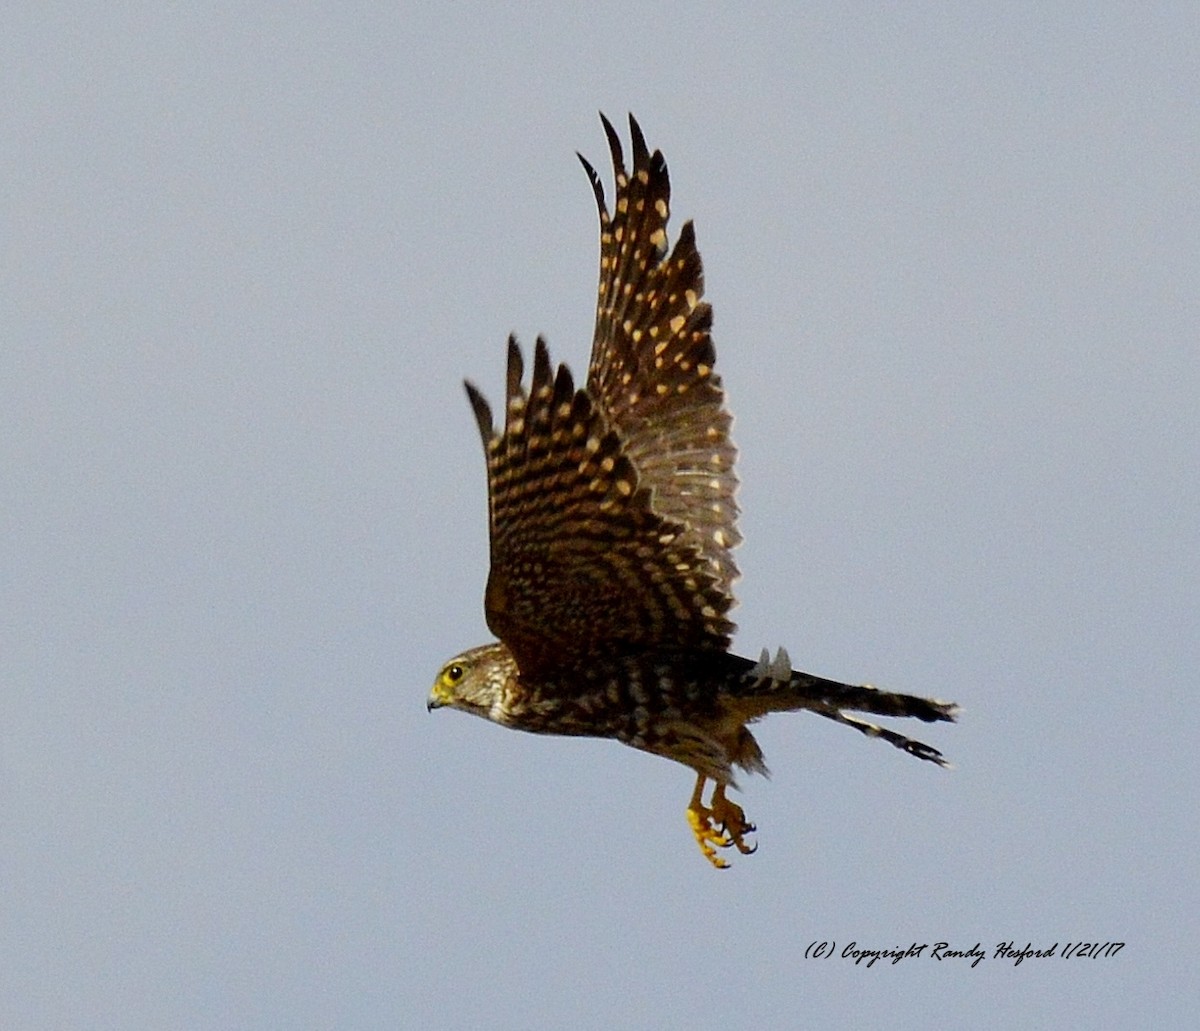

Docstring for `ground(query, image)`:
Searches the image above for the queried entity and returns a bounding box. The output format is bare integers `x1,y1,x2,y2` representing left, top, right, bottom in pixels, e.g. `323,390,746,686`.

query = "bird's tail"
733,648,960,767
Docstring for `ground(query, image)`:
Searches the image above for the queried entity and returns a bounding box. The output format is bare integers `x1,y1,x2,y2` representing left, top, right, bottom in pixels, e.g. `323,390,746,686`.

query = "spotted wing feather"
466,337,734,677
579,114,742,608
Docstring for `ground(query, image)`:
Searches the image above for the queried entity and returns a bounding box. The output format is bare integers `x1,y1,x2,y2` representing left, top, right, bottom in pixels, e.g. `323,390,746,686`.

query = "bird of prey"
428,114,958,867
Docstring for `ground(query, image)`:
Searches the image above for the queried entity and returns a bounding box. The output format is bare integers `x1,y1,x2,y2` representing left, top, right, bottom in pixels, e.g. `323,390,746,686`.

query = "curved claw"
711,785,757,856
686,777,758,868
687,805,734,868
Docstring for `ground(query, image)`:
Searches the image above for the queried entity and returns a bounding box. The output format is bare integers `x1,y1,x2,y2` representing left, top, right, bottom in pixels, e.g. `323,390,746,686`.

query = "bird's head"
428,642,516,721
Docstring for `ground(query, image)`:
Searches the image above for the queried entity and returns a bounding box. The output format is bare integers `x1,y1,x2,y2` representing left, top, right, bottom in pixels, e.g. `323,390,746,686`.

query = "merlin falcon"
429,114,958,867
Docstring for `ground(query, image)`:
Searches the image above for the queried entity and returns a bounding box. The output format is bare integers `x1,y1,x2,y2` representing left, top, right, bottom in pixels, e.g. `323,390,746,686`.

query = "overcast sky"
4,3,1197,1027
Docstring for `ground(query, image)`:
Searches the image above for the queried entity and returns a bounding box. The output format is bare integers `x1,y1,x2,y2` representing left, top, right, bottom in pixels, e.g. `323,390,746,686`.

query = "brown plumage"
429,114,958,867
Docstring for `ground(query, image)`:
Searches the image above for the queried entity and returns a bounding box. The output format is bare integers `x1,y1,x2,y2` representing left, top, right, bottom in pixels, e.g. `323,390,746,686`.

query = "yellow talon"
686,776,757,868
687,803,733,868
710,783,757,855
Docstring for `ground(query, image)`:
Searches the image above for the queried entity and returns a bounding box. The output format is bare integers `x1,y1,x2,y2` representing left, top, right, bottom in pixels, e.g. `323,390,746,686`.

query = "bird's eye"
443,664,465,686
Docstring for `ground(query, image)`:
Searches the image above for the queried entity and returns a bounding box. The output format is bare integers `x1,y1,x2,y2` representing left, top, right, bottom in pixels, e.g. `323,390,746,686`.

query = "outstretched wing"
578,114,742,607
466,338,733,678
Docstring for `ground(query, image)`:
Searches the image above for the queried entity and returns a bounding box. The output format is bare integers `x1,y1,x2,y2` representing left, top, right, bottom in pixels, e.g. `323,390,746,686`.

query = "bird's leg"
709,783,757,856
686,775,756,868
687,775,733,868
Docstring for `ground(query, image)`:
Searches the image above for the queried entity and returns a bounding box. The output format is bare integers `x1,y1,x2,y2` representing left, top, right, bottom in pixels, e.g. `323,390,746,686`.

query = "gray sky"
4,3,1197,1027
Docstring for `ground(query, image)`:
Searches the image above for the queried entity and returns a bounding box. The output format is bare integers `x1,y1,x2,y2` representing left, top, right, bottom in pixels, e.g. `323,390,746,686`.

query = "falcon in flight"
429,114,958,867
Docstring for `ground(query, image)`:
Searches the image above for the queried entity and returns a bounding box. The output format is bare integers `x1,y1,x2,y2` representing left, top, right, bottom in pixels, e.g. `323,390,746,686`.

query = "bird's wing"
466,337,733,677
579,113,742,607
